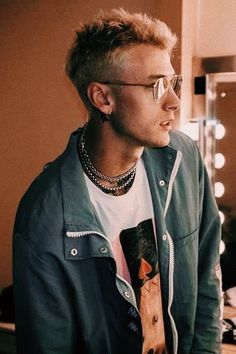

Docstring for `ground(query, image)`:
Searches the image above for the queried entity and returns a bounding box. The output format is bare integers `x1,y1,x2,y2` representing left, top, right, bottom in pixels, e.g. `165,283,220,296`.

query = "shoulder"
14,156,64,241
21,152,63,207
14,129,80,240
14,128,84,243
16,129,81,221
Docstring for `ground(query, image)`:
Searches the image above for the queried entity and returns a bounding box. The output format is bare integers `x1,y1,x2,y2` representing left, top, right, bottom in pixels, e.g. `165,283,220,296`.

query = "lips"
159,118,174,131
160,120,171,126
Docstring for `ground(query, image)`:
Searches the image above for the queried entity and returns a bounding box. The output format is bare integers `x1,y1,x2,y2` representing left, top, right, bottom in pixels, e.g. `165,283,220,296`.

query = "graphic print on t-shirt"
120,219,165,354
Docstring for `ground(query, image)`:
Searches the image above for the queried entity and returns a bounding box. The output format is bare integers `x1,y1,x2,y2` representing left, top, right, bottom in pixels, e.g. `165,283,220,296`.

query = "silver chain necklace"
78,125,137,194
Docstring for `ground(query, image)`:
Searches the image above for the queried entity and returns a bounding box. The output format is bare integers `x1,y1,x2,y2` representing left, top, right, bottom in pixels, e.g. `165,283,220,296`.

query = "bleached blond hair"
66,8,177,109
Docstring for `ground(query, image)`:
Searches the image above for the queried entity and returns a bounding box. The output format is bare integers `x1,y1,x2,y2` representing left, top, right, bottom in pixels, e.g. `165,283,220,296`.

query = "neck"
84,118,143,177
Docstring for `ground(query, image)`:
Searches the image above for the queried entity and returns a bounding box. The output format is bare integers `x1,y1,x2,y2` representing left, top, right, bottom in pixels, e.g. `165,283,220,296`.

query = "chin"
149,133,170,148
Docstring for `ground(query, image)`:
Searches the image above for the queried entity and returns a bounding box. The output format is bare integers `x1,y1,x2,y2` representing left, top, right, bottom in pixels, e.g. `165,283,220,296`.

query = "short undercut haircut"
65,8,177,110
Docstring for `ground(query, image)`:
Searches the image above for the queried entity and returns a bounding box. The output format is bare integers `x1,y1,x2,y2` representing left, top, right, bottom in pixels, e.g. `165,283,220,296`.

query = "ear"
87,82,113,114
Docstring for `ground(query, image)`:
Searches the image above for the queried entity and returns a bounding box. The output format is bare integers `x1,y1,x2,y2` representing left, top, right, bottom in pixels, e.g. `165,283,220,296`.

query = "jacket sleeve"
12,178,85,354
191,148,222,353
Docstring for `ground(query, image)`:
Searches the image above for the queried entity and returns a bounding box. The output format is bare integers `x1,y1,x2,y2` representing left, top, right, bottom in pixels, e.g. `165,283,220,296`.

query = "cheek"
113,93,163,133
116,97,153,119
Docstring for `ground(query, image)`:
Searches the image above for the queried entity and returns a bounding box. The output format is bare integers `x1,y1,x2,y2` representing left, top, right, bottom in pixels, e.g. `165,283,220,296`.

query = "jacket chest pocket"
64,231,113,261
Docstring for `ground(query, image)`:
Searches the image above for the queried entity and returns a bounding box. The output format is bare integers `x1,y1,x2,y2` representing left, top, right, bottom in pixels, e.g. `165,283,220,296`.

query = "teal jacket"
13,128,222,354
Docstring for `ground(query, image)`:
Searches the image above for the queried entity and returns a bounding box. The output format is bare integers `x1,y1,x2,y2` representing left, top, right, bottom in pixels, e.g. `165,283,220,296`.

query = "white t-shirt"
84,159,166,354
84,159,155,282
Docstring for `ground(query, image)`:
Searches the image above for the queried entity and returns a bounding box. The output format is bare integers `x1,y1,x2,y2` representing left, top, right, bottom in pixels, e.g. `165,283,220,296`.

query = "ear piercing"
99,111,112,123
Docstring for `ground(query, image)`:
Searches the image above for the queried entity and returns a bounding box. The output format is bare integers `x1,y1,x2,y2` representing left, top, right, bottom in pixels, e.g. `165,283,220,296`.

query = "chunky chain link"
78,125,137,194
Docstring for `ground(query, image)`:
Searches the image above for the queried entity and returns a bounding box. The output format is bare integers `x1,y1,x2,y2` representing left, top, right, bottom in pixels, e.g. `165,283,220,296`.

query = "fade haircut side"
65,8,177,110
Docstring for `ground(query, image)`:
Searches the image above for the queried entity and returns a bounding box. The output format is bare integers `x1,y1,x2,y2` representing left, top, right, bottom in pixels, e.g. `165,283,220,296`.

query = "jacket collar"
59,128,180,231
60,129,105,233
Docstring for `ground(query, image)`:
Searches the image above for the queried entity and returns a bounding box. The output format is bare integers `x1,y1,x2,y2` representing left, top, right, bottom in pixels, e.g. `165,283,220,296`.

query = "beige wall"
196,0,236,57
180,0,197,124
0,0,181,288
181,0,236,124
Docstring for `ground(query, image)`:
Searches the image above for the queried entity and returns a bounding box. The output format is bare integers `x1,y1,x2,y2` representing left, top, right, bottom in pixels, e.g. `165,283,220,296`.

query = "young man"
13,9,222,354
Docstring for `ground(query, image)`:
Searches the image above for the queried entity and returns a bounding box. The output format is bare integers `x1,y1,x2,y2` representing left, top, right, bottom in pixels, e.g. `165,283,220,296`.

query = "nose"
162,87,181,112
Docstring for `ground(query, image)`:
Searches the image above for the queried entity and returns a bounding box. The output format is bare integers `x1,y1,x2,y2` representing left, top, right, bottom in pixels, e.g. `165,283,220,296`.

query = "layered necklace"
78,125,137,195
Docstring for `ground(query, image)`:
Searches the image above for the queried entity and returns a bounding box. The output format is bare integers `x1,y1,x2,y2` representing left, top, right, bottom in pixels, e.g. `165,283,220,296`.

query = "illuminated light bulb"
215,123,225,140
218,210,225,224
214,182,225,198
219,240,225,255
181,122,199,141
215,153,225,169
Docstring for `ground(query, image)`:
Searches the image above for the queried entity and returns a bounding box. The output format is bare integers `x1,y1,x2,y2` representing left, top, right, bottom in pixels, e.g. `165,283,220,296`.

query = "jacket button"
99,246,108,254
124,291,130,298
70,248,78,256
159,180,165,186
162,234,167,241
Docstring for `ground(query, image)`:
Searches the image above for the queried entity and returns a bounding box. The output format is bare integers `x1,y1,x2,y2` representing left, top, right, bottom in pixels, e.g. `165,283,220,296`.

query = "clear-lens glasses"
100,74,183,103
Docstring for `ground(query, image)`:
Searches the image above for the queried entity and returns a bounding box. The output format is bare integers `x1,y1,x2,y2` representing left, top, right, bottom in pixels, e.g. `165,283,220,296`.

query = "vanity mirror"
204,72,236,319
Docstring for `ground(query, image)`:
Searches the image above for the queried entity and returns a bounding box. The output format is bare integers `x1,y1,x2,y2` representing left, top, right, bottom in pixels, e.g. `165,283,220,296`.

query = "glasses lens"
154,75,182,102
170,75,182,98
153,77,166,101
